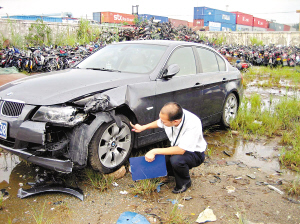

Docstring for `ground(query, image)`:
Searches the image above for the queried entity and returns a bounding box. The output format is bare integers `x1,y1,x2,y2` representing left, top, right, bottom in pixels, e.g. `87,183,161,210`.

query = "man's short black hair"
161,102,183,121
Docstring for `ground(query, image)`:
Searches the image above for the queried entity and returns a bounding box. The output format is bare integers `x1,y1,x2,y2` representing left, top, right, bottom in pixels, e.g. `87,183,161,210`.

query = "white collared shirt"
157,109,207,152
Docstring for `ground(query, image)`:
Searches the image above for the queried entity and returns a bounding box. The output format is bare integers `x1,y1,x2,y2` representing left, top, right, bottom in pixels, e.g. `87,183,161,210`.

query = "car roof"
112,40,208,48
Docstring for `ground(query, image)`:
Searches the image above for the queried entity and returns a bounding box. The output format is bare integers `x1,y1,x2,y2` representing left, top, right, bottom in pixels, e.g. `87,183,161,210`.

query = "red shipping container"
193,19,204,27
267,28,275,31
101,12,135,25
231,11,253,26
284,25,290,31
253,17,268,28
169,18,188,27
188,22,193,27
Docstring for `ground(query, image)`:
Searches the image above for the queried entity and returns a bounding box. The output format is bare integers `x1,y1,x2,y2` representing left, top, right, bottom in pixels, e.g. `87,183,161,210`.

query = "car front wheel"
221,93,238,127
88,114,134,174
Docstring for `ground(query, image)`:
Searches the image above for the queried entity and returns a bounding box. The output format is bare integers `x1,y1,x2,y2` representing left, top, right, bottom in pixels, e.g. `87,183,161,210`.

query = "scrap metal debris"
17,170,84,201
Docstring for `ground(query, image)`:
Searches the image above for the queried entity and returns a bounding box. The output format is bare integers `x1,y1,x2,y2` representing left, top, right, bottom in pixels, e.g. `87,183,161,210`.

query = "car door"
154,46,203,139
195,47,227,126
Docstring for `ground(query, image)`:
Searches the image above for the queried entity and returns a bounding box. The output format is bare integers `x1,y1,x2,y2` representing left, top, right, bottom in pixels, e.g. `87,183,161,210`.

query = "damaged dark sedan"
0,40,243,174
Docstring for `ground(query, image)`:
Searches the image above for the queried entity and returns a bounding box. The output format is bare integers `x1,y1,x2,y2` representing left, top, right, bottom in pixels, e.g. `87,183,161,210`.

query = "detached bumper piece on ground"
17,172,84,201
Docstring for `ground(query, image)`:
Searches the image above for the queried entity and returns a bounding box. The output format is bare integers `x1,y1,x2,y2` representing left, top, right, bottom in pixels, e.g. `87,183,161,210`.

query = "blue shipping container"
93,12,101,23
7,15,62,23
221,23,236,31
138,14,168,23
194,7,236,25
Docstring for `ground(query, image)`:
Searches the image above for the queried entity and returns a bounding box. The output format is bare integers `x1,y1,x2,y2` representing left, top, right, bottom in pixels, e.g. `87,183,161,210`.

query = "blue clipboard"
129,155,167,181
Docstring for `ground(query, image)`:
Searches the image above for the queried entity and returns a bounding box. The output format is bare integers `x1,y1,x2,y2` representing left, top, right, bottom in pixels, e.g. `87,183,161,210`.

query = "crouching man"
130,102,207,194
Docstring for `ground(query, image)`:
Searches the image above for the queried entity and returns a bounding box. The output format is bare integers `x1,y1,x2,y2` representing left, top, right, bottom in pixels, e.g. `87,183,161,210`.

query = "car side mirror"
163,64,180,79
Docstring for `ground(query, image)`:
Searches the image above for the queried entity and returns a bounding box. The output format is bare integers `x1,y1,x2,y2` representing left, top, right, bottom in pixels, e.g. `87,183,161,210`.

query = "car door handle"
222,78,227,83
194,82,201,86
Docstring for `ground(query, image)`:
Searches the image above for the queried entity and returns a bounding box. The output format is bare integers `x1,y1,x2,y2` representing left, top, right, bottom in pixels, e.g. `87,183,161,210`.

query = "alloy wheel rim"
224,95,237,125
98,122,131,168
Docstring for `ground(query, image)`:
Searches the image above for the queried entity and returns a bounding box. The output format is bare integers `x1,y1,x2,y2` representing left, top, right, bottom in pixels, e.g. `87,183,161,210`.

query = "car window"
77,44,168,74
197,48,219,73
216,54,226,71
167,47,196,76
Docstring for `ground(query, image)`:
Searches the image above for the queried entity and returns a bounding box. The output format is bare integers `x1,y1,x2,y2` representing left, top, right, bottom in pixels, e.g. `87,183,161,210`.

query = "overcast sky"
0,0,299,25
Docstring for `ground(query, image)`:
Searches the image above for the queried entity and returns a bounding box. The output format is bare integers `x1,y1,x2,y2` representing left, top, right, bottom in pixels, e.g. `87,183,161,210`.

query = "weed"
131,178,161,196
0,193,3,210
25,19,52,46
28,201,52,224
285,176,300,196
84,168,114,191
249,37,263,46
163,202,191,224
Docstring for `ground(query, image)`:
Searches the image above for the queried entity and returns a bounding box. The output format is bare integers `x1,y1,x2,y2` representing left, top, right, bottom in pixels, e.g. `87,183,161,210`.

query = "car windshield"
77,43,168,74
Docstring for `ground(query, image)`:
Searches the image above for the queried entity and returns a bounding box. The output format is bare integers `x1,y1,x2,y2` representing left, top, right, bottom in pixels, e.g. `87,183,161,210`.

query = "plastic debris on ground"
226,186,236,193
112,182,119,187
196,206,217,223
0,67,19,75
116,211,150,224
268,185,284,195
120,190,128,195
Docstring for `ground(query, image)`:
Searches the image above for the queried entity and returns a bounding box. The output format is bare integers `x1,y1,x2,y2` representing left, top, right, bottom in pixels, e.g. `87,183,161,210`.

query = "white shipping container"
290,27,297,31
236,24,253,31
252,27,266,31
208,21,221,31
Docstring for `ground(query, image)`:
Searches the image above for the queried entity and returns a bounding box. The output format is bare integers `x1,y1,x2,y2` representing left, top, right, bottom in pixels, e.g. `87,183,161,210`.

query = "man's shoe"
172,181,191,194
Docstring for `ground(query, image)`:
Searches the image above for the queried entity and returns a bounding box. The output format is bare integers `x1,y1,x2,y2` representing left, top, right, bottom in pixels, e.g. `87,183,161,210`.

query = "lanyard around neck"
171,115,185,147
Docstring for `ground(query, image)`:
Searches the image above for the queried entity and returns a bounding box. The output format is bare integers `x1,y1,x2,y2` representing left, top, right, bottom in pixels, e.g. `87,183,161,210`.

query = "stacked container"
138,14,168,23
99,12,135,25
253,17,268,31
231,11,253,31
283,25,291,31
194,7,236,31
168,18,188,27
269,22,284,31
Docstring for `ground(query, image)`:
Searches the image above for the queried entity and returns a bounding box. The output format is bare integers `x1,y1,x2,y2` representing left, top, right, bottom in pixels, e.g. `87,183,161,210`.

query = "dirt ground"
1,136,299,224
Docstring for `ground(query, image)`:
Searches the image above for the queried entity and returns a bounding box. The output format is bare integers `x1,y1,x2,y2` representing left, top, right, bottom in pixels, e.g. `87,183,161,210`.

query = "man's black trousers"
165,151,205,189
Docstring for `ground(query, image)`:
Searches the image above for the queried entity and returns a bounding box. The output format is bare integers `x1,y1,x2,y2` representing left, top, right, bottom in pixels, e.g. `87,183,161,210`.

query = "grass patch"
131,178,161,196
284,175,300,196
231,94,300,169
28,201,52,224
163,203,191,224
243,66,300,88
84,168,114,191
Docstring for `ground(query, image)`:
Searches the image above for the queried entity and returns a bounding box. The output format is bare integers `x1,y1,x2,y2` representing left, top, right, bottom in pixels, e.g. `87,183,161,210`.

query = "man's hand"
145,149,156,162
130,122,145,133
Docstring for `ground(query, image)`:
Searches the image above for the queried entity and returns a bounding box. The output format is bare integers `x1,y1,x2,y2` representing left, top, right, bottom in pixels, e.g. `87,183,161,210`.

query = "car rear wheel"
221,93,238,127
88,114,134,174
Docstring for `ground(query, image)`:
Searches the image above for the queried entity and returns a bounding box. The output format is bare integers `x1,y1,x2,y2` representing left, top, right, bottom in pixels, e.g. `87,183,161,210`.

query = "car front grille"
0,137,15,148
1,100,25,117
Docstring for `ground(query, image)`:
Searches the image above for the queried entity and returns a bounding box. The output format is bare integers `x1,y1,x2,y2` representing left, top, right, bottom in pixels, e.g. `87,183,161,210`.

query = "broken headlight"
32,106,87,126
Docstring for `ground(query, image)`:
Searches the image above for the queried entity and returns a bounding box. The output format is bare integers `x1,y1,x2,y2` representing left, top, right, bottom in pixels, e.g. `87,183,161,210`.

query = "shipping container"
188,22,193,27
290,27,297,31
266,28,275,31
221,23,236,31
236,24,253,31
193,19,204,27
6,15,62,23
100,12,135,25
204,21,221,31
138,14,168,23
93,12,101,23
231,11,253,26
168,18,188,27
269,22,284,31
253,17,268,28
284,25,290,31
194,7,236,24
252,27,267,31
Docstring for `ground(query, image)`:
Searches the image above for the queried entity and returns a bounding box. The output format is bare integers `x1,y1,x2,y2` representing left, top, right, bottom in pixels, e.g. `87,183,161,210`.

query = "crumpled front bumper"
0,144,73,173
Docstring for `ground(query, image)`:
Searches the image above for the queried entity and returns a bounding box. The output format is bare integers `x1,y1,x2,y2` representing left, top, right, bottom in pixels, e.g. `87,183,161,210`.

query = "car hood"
0,69,149,105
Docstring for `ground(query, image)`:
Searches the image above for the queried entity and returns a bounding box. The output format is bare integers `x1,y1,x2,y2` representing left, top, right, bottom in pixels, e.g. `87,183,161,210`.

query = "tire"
88,114,134,174
221,93,238,127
